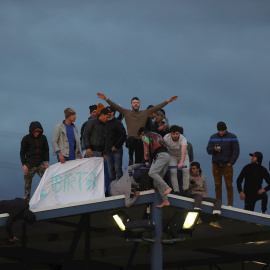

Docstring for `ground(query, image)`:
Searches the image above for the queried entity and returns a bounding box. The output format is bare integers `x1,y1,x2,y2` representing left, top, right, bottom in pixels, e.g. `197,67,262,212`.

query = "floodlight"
125,219,156,243
112,211,129,231
182,212,199,229
163,209,199,243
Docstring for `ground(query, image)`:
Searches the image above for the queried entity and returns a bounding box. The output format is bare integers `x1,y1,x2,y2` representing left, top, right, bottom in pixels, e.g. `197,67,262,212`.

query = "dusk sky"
1,1,270,212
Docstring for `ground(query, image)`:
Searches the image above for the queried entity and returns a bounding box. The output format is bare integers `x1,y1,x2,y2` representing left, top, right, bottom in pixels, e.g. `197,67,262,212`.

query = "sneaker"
209,221,222,229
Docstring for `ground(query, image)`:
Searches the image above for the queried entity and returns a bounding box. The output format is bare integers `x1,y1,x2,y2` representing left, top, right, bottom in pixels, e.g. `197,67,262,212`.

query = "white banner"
30,158,105,209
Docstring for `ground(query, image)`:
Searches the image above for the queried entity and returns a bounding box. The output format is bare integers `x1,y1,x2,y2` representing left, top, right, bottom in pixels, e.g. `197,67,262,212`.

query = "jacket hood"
249,151,263,166
29,121,43,135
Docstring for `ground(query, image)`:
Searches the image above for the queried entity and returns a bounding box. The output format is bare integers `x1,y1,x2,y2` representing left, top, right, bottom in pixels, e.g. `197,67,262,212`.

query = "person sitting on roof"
187,162,222,229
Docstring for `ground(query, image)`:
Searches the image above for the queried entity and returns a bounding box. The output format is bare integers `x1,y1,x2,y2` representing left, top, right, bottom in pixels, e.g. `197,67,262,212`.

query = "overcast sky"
1,1,270,212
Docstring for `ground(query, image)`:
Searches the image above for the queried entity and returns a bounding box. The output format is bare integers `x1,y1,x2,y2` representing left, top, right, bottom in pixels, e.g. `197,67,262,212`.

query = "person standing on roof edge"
237,152,270,214
206,121,240,206
20,121,50,201
97,92,178,165
52,108,82,163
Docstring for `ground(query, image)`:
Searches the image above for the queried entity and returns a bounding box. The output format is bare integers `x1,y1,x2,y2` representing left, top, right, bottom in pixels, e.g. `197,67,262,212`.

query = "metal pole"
150,188,163,270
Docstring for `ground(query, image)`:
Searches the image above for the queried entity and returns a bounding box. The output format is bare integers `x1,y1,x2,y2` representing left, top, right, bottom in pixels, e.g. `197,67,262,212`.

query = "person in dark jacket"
20,121,50,201
84,107,111,158
0,198,36,242
237,152,270,214
151,109,170,137
206,121,240,206
80,104,97,157
84,107,111,191
105,106,127,180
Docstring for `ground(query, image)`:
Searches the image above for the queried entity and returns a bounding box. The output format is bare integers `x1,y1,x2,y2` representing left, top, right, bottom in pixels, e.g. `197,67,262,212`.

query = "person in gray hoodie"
108,163,144,207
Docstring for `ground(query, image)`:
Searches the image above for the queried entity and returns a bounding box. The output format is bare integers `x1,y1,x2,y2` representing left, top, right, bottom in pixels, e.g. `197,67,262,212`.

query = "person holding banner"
163,125,188,195
52,108,82,163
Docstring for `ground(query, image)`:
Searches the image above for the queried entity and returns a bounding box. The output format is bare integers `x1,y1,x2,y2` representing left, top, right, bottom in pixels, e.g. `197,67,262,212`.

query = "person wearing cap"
80,104,97,157
237,152,270,214
151,108,170,137
52,108,82,163
108,163,144,207
206,121,240,206
97,92,178,165
20,121,50,201
0,197,36,242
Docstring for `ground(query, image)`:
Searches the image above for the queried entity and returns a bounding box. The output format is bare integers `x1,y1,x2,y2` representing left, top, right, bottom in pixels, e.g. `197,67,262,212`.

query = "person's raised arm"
167,96,178,103
97,92,108,101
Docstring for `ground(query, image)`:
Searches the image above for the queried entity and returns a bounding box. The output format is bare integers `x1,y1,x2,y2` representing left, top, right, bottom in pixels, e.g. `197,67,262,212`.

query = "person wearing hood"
237,152,270,214
20,121,50,201
108,163,144,207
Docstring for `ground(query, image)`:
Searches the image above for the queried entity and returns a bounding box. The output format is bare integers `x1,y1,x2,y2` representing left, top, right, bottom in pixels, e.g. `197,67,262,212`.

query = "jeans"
106,148,123,181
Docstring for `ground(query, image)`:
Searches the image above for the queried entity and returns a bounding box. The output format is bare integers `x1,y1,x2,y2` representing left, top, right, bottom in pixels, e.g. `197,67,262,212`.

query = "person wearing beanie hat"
96,103,106,115
20,121,50,201
97,92,178,166
0,198,36,242
217,121,227,131
80,104,98,157
52,108,82,163
206,121,240,206
237,151,270,214
64,108,76,119
89,104,97,114
108,163,144,207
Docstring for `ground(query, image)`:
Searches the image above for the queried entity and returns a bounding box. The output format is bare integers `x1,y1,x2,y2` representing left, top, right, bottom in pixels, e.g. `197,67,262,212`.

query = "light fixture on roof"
112,211,129,231
112,208,156,243
162,209,199,243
